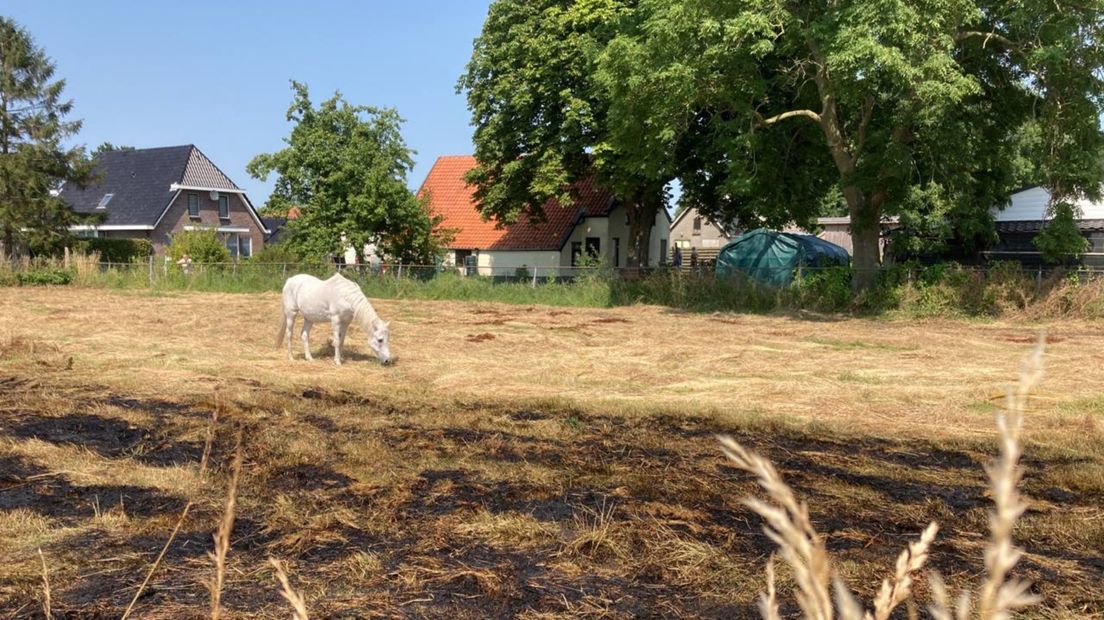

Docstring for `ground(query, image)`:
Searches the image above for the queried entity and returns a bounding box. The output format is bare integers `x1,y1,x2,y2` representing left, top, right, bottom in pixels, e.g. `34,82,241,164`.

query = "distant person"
690,247,699,272
672,246,683,270
176,254,193,275
363,240,382,274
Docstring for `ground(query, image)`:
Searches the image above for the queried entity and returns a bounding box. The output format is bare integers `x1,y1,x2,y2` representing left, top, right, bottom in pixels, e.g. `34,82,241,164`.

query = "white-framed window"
224,233,251,258
218,194,230,219
75,229,99,238
188,194,200,218
96,194,114,209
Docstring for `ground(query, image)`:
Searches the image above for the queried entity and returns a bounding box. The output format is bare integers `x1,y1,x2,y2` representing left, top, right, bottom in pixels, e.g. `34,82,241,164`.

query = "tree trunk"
840,187,883,292
850,218,882,292
2,226,13,264
625,192,660,269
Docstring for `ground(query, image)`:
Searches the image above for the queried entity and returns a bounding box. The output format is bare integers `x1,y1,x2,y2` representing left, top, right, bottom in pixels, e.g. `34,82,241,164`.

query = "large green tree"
599,0,1104,289
460,0,671,268
248,82,447,264
0,17,93,260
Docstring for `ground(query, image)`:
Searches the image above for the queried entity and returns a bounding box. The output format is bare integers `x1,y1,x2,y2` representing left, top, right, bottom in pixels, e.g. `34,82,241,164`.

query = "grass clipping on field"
718,339,1044,620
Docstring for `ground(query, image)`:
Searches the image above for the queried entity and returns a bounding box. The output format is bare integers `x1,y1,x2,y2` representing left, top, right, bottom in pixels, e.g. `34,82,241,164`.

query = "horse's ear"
385,321,391,329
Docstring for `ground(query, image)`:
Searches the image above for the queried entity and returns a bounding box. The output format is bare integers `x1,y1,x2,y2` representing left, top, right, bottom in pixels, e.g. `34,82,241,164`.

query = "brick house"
59,145,268,257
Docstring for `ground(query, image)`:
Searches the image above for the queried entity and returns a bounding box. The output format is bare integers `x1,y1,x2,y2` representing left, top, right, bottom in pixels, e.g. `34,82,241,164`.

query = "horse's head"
369,320,392,365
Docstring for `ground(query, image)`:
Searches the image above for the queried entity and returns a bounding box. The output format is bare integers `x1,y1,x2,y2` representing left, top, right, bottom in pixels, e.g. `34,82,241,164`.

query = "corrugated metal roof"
419,156,616,251
996,219,1104,233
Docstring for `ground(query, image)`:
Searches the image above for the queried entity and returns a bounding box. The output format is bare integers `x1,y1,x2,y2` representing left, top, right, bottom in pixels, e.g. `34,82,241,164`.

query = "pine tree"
0,17,93,259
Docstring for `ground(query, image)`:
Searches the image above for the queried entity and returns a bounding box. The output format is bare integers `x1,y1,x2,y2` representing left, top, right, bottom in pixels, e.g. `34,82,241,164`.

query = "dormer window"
218,194,230,219
188,194,200,218
96,193,114,209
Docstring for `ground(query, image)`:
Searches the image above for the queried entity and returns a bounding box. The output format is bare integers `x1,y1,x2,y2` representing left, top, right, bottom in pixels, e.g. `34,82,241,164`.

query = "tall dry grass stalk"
929,340,1044,620
121,402,222,620
268,557,310,620
719,340,1045,620
209,430,243,620
38,548,52,620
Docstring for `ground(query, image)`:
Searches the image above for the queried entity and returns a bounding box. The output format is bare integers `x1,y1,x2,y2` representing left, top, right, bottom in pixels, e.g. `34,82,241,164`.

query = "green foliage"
92,142,135,155
1034,203,1090,264
592,0,1104,286
248,82,447,264
249,242,301,264
167,229,231,264
0,17,96,259
72,237,152,263
17,267,72,286
460,0,667,267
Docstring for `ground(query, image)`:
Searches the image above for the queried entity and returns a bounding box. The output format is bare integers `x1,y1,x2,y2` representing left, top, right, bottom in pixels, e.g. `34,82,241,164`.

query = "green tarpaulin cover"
715,228,851,286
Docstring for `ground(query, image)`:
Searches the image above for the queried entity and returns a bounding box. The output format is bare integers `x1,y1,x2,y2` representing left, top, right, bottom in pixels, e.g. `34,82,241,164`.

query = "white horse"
276,273,392,366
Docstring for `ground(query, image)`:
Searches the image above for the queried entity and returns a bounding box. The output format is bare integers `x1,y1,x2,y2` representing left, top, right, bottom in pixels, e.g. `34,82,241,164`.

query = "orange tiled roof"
419,155,616,251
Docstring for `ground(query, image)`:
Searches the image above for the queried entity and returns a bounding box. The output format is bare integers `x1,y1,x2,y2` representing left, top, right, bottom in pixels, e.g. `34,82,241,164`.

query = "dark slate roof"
60,146,191,226
996,219,1104,233
261,217,288,242
59,145,242,227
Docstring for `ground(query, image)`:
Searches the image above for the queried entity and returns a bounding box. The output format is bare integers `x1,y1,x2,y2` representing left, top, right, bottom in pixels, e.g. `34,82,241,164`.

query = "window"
188,194,200,218
75,229,99,238
571,241,583,266
692,217,702,235
96,194,113,209
218,194,230,219
224,233,251,258
675,239,691,249
585,237,600,258
613,237,620,267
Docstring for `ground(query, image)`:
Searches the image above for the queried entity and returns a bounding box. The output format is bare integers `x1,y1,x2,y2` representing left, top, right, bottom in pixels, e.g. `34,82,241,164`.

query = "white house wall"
560,206,669,268
996,186,1104,221
443,249,562,276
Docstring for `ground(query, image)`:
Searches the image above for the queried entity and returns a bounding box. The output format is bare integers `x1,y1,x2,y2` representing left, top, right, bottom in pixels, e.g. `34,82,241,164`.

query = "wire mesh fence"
5,254,1104,290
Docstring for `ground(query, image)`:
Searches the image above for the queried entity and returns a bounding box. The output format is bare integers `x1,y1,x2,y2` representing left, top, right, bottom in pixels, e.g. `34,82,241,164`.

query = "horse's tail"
275,310,287,349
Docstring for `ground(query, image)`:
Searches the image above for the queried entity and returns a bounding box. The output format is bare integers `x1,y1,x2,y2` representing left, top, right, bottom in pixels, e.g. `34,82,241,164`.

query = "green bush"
250,242,301,264
168,229,231,264
17,268,73,286
72,238,153,263
794,267,852,312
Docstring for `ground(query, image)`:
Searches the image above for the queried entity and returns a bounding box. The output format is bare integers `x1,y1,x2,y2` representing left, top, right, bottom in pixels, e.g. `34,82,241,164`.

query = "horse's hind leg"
331,317,345,366
301,320,314,361
285,313,296,361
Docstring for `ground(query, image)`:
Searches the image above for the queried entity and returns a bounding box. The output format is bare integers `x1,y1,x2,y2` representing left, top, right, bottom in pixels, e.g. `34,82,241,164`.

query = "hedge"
73,238,153,263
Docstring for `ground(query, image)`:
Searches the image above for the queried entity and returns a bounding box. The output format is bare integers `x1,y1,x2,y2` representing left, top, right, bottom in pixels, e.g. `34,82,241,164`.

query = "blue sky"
6,1,493,206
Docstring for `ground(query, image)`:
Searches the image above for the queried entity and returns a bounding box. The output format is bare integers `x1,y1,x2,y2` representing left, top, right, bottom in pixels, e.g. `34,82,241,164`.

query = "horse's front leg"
301,320,314,361
331,317,345,366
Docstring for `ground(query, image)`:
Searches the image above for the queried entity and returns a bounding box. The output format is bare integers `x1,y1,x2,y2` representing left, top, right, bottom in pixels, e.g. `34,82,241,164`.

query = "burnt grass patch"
0,379,1101,617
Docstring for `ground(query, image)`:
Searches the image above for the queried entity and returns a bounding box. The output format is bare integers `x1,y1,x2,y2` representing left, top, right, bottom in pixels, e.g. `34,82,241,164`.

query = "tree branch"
954,30,1018,49
757,109,822,127
855,95,875,157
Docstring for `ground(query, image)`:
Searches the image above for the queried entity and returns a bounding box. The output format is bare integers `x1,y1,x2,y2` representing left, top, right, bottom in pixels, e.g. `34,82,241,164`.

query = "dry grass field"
0,287,1102,618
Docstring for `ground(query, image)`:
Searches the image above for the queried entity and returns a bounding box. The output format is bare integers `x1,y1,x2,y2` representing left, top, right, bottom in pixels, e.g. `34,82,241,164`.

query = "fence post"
532,267,538,288
63,246,70,269
1036,266,1043,295
148,254,154,286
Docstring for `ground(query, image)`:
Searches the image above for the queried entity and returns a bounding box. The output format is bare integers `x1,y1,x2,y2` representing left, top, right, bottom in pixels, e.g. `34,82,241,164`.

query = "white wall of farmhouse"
996,186,1104,221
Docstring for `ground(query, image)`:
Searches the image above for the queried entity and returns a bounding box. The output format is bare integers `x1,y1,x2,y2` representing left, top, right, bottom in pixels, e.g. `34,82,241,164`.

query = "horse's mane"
332,274,381,331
